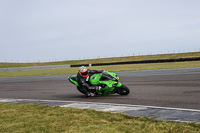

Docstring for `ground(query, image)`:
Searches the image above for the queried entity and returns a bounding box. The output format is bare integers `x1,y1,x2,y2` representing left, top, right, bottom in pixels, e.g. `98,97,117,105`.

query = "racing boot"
87,92,95,97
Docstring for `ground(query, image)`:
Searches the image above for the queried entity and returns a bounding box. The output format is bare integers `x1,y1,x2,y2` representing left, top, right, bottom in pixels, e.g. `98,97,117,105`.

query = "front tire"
116,84,130,95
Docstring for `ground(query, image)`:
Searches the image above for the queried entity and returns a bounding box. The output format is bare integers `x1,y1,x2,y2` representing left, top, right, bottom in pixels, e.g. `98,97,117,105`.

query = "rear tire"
116,84,130,95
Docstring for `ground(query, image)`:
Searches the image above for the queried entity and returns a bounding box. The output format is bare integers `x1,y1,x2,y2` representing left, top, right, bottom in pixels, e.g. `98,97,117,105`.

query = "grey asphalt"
1,67,200,123
0,67,200,110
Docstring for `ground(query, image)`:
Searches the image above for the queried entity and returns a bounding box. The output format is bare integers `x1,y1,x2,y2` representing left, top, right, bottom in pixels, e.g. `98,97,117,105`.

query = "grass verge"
1,61,200,77
0,102,200,133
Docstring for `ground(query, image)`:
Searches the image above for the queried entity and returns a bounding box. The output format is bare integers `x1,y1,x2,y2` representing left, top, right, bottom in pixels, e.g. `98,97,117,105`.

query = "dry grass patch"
1,52,200,68
0,61,200,77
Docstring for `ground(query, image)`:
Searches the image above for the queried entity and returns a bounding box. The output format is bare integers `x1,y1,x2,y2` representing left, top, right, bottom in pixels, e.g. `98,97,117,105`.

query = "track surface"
0,68,200,110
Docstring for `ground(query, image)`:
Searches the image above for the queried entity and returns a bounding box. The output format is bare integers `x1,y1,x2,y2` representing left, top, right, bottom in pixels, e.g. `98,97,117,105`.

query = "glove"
95,86,101,91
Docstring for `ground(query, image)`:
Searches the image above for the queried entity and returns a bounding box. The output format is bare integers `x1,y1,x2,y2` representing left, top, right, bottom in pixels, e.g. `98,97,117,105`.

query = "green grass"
1,61,200,77
1,52,200,68
0,102,199,133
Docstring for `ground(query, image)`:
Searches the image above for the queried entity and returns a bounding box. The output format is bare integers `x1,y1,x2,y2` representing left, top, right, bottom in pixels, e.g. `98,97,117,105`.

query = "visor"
81,71,88,76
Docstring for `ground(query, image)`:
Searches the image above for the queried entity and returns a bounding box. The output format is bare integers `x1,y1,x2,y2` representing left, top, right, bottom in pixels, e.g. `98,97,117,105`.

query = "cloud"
0,0,200,62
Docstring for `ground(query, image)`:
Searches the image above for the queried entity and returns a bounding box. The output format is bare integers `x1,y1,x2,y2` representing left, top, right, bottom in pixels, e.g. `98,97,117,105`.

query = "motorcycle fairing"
68,71,123,95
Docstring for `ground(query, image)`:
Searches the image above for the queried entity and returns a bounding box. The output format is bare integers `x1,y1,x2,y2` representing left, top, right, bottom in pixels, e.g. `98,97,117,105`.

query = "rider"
77,66,103,97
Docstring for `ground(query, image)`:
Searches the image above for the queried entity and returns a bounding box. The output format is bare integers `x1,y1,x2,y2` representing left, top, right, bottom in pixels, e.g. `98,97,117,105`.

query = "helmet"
78,66,88,77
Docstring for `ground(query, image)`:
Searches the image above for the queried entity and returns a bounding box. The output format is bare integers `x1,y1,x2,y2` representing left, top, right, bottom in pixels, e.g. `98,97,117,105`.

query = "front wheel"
116,84,130,95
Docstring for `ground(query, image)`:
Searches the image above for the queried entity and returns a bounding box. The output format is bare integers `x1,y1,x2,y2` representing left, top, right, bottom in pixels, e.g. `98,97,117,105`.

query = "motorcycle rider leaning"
77,66,103,97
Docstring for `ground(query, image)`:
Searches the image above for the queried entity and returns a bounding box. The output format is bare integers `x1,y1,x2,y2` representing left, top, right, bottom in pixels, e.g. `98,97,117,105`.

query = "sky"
0,0,200,62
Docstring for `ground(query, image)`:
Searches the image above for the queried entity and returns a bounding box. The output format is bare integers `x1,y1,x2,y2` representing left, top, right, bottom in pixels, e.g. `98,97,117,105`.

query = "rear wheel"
116,84,130,95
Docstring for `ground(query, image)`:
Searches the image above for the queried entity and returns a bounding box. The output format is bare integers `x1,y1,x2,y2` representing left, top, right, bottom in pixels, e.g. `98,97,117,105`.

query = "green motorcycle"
68,71,130,96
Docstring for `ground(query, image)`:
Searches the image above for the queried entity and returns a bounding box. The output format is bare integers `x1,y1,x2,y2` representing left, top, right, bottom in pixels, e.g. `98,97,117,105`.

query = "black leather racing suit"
77,69,103,96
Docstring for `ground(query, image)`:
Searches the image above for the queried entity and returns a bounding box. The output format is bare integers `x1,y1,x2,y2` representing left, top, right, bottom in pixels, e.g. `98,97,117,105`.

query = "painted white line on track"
1,98,200,112
1,98,200,124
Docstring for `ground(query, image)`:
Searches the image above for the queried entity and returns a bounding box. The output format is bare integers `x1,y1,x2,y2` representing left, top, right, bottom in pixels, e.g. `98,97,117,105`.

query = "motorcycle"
68,70,130,96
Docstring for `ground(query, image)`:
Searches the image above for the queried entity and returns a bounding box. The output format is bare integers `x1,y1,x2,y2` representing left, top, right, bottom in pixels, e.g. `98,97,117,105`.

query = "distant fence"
1,57,200,72
0,65,70,72
70,57,200,67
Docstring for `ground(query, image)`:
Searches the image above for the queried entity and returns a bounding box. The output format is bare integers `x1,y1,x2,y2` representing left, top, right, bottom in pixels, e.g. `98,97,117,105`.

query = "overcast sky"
0,0,200,62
